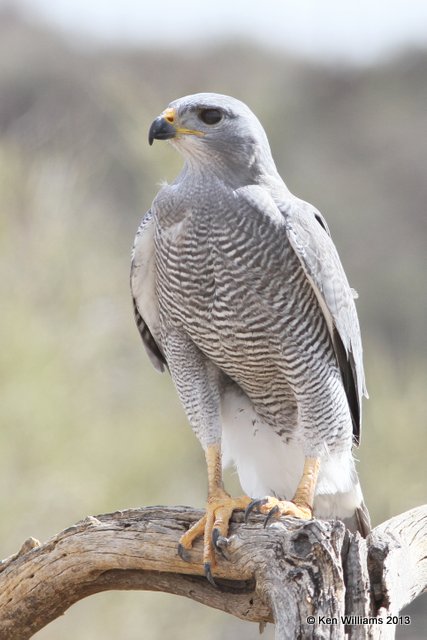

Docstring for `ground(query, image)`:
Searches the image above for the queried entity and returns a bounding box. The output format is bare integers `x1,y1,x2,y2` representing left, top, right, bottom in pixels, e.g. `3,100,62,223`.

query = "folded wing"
282,200,367,444
130,209,166,372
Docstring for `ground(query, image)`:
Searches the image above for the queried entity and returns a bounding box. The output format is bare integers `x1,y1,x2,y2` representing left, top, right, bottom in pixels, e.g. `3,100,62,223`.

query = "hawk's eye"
198,108,223,125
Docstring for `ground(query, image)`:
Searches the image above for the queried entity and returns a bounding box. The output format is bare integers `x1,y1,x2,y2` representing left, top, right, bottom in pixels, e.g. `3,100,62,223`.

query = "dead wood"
0,504,425,640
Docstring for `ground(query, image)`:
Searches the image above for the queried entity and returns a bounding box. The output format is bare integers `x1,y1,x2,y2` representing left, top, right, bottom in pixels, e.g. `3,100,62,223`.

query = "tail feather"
315,488,371,538
346,500,371,538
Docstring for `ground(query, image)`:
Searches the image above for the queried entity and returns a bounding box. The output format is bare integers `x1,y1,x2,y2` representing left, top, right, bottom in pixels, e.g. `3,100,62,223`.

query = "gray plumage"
131,93,370,536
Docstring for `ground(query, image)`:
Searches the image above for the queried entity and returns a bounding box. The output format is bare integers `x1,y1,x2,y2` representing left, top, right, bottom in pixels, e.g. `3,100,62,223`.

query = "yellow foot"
245,496,313,528
178,491,251,586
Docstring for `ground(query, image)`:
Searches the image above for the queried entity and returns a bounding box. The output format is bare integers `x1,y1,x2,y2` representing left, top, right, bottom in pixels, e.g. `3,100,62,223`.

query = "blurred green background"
0,3,426,638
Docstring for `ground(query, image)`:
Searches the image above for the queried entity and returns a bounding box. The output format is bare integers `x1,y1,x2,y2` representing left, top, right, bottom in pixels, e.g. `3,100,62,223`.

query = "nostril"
163,108,176,124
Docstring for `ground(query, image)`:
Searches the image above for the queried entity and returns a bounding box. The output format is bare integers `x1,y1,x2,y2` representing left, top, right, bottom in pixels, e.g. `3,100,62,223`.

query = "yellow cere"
162,107,205,138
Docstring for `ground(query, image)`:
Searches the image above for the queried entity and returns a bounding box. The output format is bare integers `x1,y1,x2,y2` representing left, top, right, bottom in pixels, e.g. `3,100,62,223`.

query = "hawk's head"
148,93,277,179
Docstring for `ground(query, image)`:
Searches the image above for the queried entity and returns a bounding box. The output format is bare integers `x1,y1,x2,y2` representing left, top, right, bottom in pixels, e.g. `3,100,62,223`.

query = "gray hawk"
131,93,370,584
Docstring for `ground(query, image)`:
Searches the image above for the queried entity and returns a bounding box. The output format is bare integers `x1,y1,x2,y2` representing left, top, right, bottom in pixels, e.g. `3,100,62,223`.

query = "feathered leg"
165,335,250,584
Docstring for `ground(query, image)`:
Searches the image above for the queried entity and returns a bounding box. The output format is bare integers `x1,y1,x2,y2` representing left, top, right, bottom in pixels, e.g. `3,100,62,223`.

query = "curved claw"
204,562,218,588
263,505,280,528
212,527,220,548
245,498,268,523
212,528,229,559
177,543,191,563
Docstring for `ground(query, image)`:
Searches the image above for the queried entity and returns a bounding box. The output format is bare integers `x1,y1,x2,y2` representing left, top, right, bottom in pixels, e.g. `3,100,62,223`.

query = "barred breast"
154,180,351,450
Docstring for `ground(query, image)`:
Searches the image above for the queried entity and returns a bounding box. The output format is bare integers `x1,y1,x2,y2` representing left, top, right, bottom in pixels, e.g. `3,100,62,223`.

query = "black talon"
213,532,229,559
212,527,220,548
263,505,280,528
177,543,191,562
204,562,218,588
245,498,268,523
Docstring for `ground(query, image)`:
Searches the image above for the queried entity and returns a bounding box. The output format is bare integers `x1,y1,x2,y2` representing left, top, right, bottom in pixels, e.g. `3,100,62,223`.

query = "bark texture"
0,505,425,639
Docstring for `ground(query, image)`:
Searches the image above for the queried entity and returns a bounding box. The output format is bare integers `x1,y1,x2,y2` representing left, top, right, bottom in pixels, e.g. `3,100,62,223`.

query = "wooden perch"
0,505,426,639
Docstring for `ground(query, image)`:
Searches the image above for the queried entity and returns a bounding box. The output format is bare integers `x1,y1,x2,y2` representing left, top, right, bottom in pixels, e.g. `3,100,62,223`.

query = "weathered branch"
367,506,427,638
0,505,426,639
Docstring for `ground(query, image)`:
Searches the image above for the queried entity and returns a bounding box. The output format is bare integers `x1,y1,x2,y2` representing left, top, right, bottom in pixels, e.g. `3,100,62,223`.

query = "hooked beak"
148,115,176,146
148,107,204,146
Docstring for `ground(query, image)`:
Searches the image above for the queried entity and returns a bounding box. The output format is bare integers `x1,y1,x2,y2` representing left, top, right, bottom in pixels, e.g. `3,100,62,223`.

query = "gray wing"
130,209,166,372
282,198,367,444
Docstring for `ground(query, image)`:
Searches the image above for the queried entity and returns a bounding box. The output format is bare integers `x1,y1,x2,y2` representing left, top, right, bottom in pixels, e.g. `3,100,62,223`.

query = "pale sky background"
9,0,427,64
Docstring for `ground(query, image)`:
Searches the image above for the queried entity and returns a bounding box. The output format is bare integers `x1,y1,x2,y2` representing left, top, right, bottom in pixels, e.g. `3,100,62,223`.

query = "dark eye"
198,108,223,125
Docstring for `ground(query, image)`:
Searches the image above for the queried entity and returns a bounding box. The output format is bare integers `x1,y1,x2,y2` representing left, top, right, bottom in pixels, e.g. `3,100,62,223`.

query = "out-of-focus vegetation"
0,9,426,639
